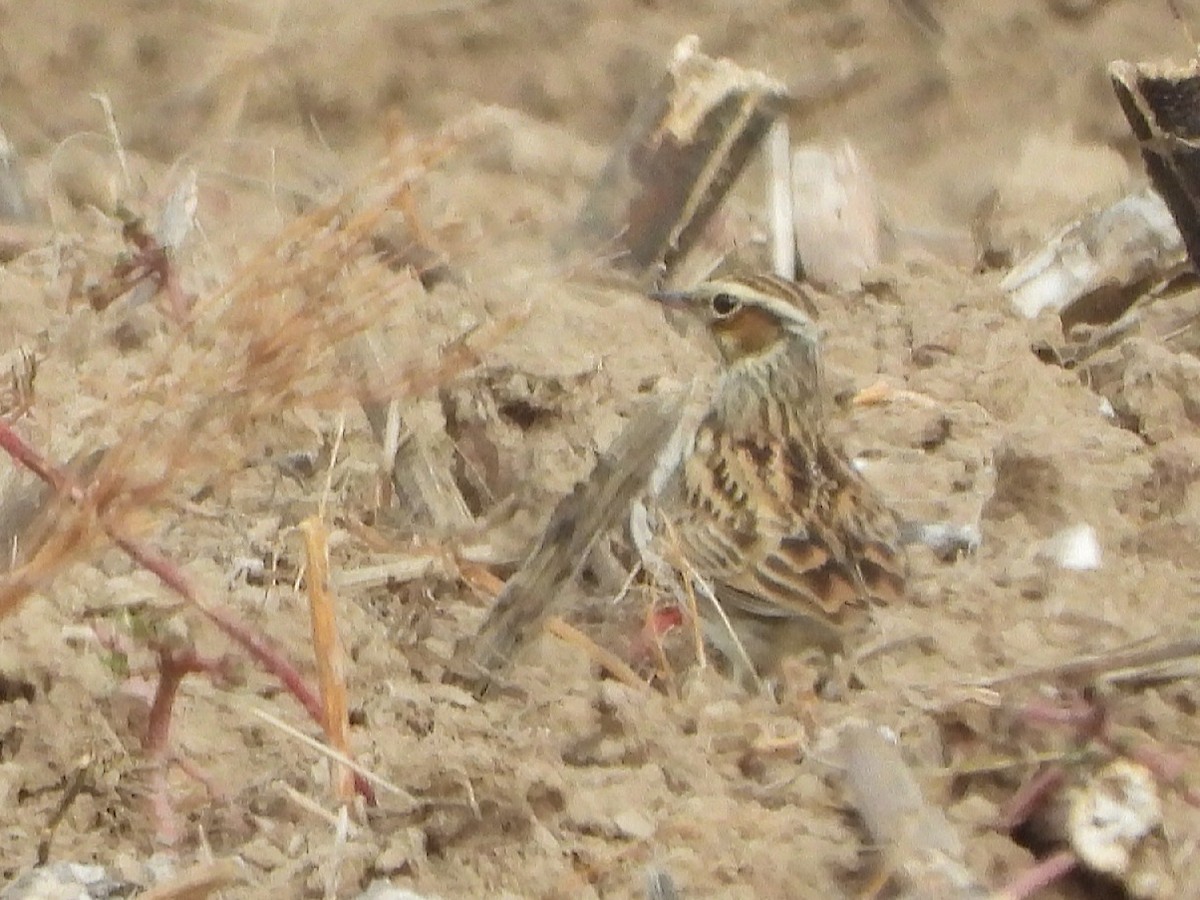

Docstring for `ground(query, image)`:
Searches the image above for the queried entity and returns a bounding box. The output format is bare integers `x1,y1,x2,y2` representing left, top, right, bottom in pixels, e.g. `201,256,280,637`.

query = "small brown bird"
647,273,906,686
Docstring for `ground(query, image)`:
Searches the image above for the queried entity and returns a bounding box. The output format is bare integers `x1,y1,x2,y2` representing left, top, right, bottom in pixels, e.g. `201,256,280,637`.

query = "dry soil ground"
0,2,1198,899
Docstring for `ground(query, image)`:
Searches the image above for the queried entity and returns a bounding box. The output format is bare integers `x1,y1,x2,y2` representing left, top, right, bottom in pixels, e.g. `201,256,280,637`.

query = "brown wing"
672,421,905,624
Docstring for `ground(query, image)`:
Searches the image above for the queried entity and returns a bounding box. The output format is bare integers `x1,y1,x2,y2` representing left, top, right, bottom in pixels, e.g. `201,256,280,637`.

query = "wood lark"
644,273,907,686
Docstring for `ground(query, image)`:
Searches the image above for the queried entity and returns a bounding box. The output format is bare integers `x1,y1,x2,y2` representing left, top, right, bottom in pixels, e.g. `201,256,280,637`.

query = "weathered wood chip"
452,389,687,696
567,35,788,283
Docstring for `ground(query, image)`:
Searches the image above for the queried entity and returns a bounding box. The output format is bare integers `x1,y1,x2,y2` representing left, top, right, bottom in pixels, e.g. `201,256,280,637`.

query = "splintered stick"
299,516,354,803
568,35,789,282
766,119,795,279
456,390,687,696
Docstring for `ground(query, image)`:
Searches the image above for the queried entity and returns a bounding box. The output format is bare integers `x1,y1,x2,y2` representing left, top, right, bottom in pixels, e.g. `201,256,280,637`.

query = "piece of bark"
1111,59,1200,275
1001,187,1185,323
450,389,687,696
838,722,987,900
568,35,788,282
791,140,882,291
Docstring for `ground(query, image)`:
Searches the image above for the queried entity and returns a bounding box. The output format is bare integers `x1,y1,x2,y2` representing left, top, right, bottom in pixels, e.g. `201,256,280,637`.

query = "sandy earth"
0,2,1199,898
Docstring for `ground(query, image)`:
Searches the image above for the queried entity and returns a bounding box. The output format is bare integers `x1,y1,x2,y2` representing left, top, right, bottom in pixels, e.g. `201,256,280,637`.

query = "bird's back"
669,389,906,632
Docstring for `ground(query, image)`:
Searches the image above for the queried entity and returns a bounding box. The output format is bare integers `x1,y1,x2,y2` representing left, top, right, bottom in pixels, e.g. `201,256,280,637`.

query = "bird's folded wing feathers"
675,427,905,623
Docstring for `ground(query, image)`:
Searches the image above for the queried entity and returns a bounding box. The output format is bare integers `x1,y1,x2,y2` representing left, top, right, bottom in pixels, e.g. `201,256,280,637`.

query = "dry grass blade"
242,703,417,807
136,859,246,900
661,518,710,672
544,616,648,691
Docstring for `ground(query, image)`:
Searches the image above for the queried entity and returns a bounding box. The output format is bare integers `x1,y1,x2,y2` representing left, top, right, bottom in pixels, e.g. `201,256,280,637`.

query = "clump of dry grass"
0,129,509,838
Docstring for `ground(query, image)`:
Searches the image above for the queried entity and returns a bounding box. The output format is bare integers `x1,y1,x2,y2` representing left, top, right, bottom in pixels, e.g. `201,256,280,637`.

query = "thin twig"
545,616,648,692
243,704,416,806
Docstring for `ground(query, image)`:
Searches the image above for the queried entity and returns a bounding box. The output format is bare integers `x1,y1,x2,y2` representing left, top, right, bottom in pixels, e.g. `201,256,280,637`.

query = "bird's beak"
647,289,693,310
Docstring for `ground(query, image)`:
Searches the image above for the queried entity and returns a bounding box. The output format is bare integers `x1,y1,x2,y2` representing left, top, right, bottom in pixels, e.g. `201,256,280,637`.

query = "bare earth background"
0,2,1198,898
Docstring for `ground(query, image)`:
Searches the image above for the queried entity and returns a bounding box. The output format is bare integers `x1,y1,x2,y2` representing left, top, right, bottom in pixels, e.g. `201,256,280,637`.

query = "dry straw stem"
241,703,416,807
299,515,355,803
661,518,710,672
136,858,245,900
544,615,648,692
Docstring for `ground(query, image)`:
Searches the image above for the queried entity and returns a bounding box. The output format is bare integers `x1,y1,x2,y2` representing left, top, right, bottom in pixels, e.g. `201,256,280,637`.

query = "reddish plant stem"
143,646,243,843
144,648,190,758
0,421,67,490
1018,693,1106,735
147,765,181,846
997,763,1068,833
144,647,192,845
994,849,1077,900
1021,693,1199,807
0,420,376,804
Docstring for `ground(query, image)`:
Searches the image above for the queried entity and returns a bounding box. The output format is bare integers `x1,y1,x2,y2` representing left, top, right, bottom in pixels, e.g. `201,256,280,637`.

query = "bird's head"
650,274,822,367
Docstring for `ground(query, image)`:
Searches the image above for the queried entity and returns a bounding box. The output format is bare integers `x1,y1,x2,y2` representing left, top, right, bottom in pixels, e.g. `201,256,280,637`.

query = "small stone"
238,835,287,871
1,863,129,900
375,827,427,875
613,808,656,840
355,883,437,900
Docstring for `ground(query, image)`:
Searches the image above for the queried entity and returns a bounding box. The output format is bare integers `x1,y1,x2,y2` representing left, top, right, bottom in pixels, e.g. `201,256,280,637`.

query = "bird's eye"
711,292,740,316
